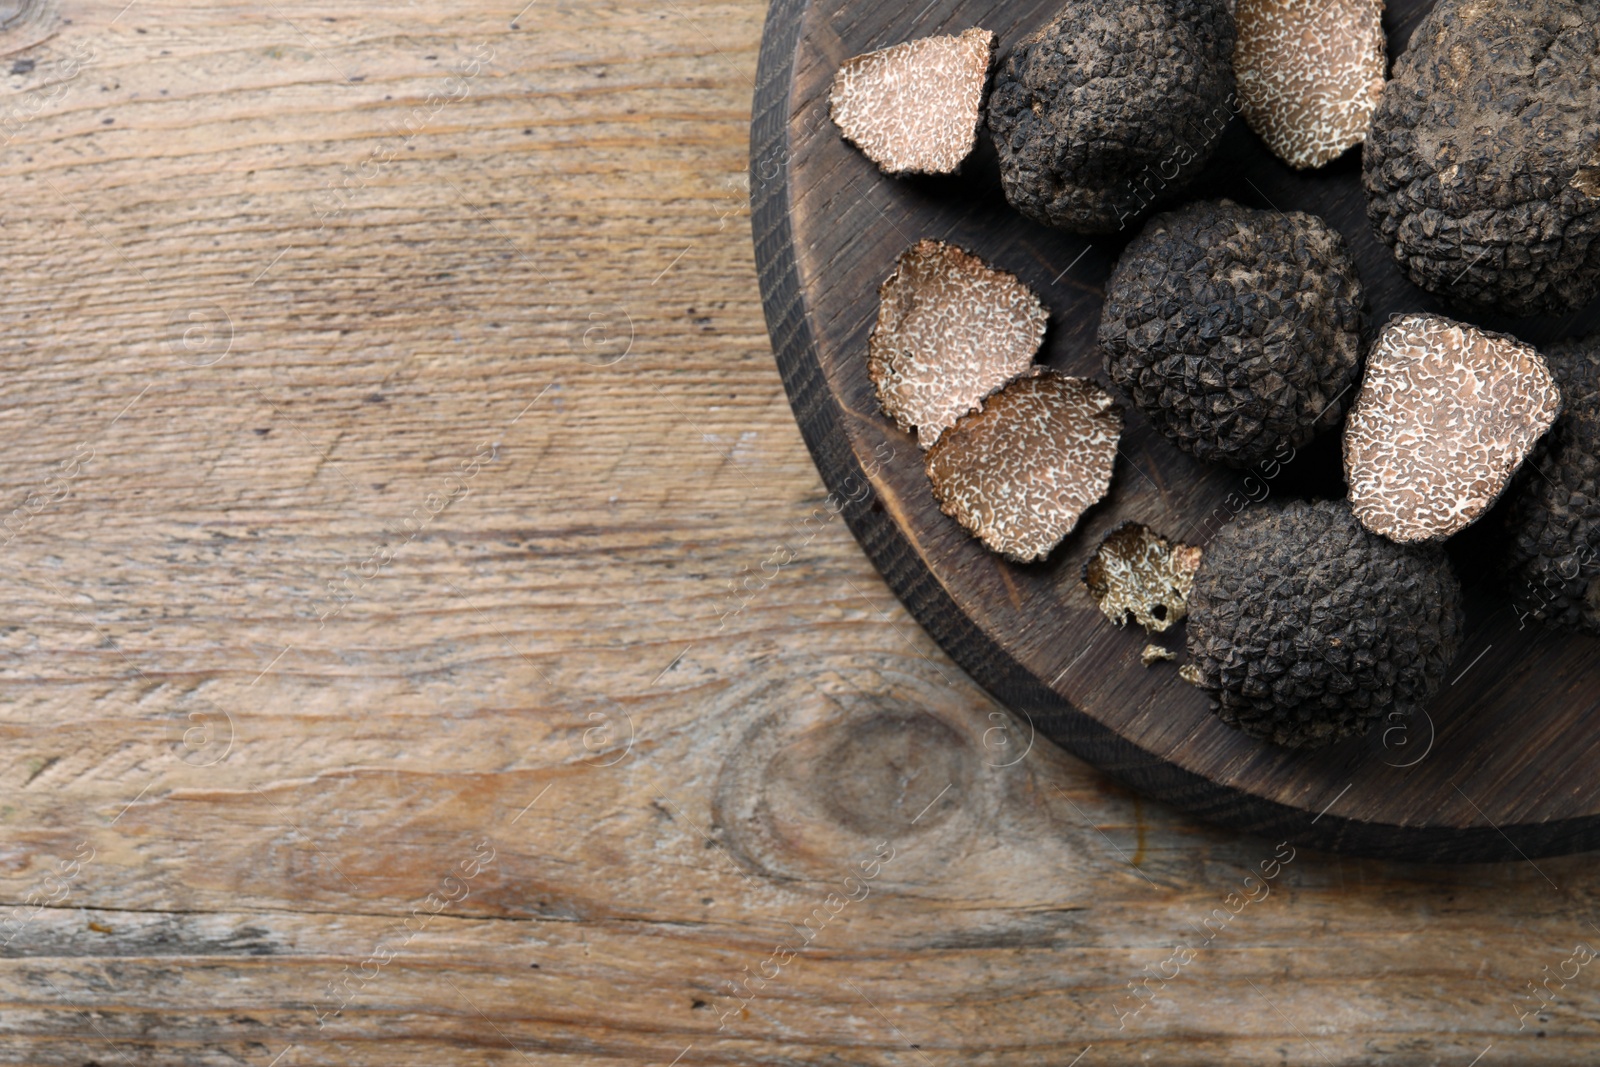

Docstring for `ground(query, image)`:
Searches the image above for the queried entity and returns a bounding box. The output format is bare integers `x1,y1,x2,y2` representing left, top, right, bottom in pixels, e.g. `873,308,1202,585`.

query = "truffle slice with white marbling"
1344,314,1562,544
925,372,1122,562
869,239,1048,448
1083,522,1202,633
829,29,995,176
1234,0,1387,169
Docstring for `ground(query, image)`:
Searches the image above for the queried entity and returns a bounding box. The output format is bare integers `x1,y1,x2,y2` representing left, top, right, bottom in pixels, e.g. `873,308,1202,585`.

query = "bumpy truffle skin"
1186,500,1464,749
985,0,1238,234
1362,0,1600,317
1502,331,1600,633
1100,200,1367,468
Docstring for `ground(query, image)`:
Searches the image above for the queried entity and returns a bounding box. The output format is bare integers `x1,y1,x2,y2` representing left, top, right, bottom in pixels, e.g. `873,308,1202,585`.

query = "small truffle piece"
1186,499,1464,749
869,240,1048,448
1362,0,1600,316
1142,644,1178,666
1083,522,1203,634
1178,663,1205,686
925,372,1123,563
985,0,1237,234
829,29,996,177
1101,200,1367,468
1344,314,1563,544
1576,143,1600,200
1234,0,1386,169
1502,331,1600,634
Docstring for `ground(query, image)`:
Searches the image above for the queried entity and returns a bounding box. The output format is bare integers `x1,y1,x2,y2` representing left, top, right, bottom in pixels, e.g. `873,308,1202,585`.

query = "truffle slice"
1186,499,1464,748
1362,0,1600,316
1344,314,1562,544
829,29,996,177
1502,330,1600,634
925,372,1123,563
869,239,1048,448
1083,522,1203,634
1234,0,1386,169
1576,143,1600,199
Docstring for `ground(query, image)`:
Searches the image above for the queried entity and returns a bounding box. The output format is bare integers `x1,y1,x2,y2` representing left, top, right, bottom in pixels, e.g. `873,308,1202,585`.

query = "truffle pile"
1101,200,1367,468
823,0,1600,755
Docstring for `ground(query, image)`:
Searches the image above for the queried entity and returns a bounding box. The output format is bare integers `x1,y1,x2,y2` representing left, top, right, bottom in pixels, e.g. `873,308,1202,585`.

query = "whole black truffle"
1100,200,1367,468
1362,0,1600,317
1502,331,1600,633
985,0,1237,235
1186,500,1464,749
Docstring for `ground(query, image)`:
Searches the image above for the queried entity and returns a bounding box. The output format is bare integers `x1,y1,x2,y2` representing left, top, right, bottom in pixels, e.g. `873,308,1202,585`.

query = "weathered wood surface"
754,0,1600,863
0,0,1597,1063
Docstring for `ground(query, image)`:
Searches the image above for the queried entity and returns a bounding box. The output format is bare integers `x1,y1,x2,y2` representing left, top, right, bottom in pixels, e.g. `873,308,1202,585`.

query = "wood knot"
811,711,969,835
0,0,60,58
711,672,1009,883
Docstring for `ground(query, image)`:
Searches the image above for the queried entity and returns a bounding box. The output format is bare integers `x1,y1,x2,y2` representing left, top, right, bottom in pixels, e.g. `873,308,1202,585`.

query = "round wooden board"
752,0,1600,861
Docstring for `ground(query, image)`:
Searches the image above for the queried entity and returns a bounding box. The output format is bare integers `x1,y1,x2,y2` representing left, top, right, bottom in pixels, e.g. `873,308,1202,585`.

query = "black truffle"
1186,500,1464,749
985,0,1237,235
1502,331,1600,634
1362,0,1600,317
1100,200,1367,468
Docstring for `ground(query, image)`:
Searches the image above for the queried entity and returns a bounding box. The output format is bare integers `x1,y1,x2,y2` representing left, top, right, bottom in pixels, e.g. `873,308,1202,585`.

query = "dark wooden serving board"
751,0,1600,860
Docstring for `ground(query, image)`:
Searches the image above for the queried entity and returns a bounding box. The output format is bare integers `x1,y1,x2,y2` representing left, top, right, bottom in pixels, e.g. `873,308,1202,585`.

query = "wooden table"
1,1,1596,1063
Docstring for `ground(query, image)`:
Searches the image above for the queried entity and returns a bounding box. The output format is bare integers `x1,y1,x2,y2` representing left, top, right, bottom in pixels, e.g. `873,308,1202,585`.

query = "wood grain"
0,0,1597,1063
754,0,1600,862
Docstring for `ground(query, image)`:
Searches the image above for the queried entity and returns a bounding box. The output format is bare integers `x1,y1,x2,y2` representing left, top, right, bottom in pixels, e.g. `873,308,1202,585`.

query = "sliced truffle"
1101,200,1367,468
985,0,1237,234
869,240,1048,448
1142,644,1178,666
1186,499,1464,749
1344,314,1562,544
1234,0,1386,170
925,372,1123,563
1576,143,1600,200
1502,330,1600,634
1083,522,1203,634
829,29,996,177
1362,0,1600,316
